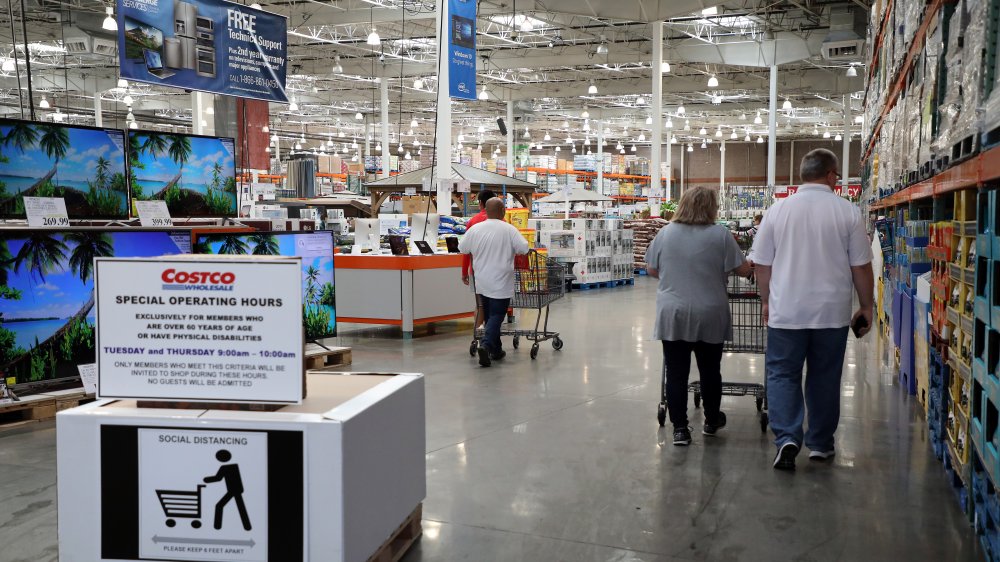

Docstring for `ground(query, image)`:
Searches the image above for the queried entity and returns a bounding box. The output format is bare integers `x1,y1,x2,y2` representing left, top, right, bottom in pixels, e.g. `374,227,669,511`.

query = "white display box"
57,372,425,562
546,230,586,258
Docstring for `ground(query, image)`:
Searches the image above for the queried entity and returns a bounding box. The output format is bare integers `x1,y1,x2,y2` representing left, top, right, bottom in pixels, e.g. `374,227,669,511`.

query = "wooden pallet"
304,344,353,371
367,503,422,562
0,395,57,429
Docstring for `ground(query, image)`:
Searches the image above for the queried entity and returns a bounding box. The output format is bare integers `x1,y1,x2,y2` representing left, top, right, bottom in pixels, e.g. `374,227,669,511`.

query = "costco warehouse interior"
0,0,997,560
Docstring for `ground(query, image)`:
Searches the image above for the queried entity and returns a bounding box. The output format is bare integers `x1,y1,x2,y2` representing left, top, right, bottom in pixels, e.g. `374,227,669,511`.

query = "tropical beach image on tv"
0,119,129,219
194,231,337,339
0,229,190,384
129,131,237,217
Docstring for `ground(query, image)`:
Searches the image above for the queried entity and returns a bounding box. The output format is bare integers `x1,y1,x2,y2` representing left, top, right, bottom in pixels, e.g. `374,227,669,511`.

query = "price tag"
134,200,173,227
421,177,432,192
405,186,416,196
77,363,97,395
456,180,471,193
439,179,455,193
24,197,69,227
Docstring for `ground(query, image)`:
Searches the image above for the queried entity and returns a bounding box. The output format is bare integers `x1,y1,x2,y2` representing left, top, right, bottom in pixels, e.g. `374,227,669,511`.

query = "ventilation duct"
821,7,866,61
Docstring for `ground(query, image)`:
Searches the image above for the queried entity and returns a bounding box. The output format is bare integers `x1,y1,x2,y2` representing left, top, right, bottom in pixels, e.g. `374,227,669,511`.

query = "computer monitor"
123,17,164,60
143,49,164,71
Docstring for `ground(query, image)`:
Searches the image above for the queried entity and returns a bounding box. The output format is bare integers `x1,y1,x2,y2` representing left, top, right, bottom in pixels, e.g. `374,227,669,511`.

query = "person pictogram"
203,449,252,531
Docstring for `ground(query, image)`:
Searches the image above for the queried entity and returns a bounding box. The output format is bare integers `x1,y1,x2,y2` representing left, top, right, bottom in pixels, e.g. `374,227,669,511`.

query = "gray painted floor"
0,276,982,561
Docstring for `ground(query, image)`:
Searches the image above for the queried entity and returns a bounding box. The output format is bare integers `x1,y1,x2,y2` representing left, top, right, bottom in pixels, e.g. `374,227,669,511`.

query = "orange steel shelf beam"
869,144,1000,209
862,0,945,164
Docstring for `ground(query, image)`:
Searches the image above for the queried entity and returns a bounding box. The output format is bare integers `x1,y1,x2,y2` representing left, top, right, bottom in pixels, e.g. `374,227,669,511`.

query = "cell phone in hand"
851,315,869,338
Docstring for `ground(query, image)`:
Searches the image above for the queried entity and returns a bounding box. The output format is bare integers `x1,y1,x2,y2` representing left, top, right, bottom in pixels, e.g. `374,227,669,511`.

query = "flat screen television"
0,119,130,219
0,228,191,385
128,130,237,217
122,16,164,60
193,231,336,340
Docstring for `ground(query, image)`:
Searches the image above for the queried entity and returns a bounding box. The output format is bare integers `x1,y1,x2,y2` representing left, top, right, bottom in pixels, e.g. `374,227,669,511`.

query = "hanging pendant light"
698,127,707,135
332,55,344,74
638,132,646,142
355,112,364,120
38,95,49,109
684,120,691,131
367,28,381,45
757,135,764,143
262,124,270,133
753,112,762,125
846,65,858,77
687,144,693,152
744,133,751,142
103,6,117,31
665,118,673,128
782,99,792,110
543,132,551,141
730,130,737,139
288,99,299,111
588,81,598,95
707,74,718,88
700,141,706,149
823,130,831,138
716,129,723,137
835,133,843,141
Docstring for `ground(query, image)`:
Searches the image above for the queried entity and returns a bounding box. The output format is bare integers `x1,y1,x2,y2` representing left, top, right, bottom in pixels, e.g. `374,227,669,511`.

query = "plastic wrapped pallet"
918,16,944,167
624,218,669,271
934,0,967,155
950,0,987,146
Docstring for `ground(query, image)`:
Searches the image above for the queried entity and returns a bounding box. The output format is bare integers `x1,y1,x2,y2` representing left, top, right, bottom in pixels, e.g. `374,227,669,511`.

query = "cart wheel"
552,337,564,350
191,520,202,529
469,342,477,357
657,403,666,427
755,397,764,412
513,337,520,349
530,343,539,359
693,393,701,409
760,412,769,433
166,519,176,528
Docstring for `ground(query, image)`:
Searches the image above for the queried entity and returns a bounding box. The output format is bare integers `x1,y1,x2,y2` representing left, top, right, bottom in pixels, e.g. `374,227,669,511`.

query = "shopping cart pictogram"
155,484,206,528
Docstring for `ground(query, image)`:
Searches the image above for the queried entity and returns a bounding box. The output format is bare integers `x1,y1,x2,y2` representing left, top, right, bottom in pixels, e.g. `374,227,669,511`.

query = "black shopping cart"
156,484,205,528
469,250,566,359
656,269,769,432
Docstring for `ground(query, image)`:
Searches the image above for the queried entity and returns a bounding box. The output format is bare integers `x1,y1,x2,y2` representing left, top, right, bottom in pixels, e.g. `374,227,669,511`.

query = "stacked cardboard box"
625,218,669,271
528,218,634,285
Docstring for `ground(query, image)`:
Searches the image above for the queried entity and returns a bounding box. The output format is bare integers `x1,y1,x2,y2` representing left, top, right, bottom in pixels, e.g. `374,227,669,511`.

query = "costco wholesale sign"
117,0,288,102
94,257,304,404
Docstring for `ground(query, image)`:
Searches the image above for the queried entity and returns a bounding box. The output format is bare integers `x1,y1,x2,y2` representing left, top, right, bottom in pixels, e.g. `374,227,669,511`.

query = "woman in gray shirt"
646,187,751,446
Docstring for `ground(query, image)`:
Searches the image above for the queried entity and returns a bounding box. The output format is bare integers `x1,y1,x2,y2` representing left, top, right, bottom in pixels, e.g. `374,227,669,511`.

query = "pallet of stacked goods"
897,218,931,395
531,218,630,289
981,0,1000,150
624,218,669,274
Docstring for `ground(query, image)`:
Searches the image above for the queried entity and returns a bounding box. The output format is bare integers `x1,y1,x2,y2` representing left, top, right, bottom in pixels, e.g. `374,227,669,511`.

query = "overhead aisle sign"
448,0,477,100
117,0,288,102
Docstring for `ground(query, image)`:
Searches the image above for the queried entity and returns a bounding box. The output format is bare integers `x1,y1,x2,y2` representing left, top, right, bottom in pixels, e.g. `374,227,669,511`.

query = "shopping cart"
656,268,769,432
469,250,566,359
156,484,205,528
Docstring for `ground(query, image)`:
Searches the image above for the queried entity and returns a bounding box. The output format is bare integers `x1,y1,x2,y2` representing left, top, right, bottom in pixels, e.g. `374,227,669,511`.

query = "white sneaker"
808,449,835,461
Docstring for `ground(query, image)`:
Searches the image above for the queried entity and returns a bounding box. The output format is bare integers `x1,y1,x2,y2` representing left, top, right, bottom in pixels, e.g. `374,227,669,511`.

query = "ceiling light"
684,120,691,131
619,148,625,154
367,28,381,45
823,130,831,138
411,119,419,128
555,146,561,152
332,56,343,74
670,136,677,144
339,130,345,138
479,88,489,100
289,100,299,111
661,61,670,73
562,120,569,128
712,95,722,104
855,115,864,124
584,137,590,146
478,125,485,133
835,133,842,141
638,132,646,141
122,94,133,106
376,142,382,151
846,65,858,77
635,96,646,106
271,133,278,142
702,6,718,16
630,144,636,152
603,127,611,135
398,144,405,154
581,108,590,119
707,75,719,88
587,148,592,155
126,110,134,121
520,17,533,32
665,118,673,128
265,146,271,153
715,129,722,137
458,132,465,142
677,105,685,114
739,112,746,120
117,78,128,89
262,125,270,133
616,141,623,150
413,77,424,89
753,112,762,124
128,120,137,129
813,127,820,136
414,139,421,147
327,138,334,147
571,145,577,153
588,81,598,95
405,150,412,160
352,141,358,149
645,116,652,125
543,132,551,141
582,121,590,131
295,142,302,150
523,129,530,139
698,127,707,135
205,106,214,115
744,133,751,142
103,6,117,31
687,144,693,152
700,142,706,149
782,99,792,111
730,130,737,139
250,3,261,9
38,95,49,109
596,41,608,55
0,58,13,72
356,112,363,120
757,135,764,143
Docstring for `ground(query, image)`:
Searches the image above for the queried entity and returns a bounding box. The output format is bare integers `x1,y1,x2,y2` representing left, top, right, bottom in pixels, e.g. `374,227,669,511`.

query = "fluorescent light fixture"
707,75,718,88
367,29,381,45
103,7,117,31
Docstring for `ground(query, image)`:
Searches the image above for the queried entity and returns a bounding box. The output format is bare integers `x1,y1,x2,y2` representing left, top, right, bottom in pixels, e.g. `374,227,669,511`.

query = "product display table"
335,254,475,337
57,372,425,562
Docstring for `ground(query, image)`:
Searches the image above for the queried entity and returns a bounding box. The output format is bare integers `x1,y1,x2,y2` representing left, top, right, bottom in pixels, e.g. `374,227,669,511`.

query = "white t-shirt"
458,218,530,298
749,183,873,329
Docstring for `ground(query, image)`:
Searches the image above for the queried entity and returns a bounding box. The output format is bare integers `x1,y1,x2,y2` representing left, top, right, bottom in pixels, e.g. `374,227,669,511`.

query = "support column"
665,140,672,201
380,79,390,179
767,65,777,188
680,144,685,196
434,0,452,209
651,21,663,199
720,139,726,190
842,94,850,190
93,92,103,127
506,100,514,177
789,139,795,184
596,120,604,194
191,92,215,135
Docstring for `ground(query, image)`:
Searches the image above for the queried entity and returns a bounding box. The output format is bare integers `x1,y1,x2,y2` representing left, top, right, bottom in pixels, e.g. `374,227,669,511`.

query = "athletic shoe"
808,449,836,461
477,347,492,367
491,349,507,361
773,442,799,471
673,426,692,446
703,411,728,436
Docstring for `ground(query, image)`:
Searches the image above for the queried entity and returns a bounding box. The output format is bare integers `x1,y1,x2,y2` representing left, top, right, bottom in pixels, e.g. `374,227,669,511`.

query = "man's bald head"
485,197,506,219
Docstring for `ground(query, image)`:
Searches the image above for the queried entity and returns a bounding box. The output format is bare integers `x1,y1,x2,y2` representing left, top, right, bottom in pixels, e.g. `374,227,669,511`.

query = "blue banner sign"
117,0,288,102
448,0,476,100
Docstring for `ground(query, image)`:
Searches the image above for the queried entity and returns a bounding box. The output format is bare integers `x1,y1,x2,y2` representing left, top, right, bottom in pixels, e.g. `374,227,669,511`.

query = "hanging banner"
447,0,477,100
117,0,288,102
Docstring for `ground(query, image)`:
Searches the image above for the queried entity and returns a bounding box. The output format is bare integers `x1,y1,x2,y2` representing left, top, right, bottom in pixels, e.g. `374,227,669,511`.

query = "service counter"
334,254,475,337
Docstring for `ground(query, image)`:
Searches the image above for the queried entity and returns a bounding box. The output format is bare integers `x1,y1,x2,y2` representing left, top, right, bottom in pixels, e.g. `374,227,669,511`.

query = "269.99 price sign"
23,197,70,228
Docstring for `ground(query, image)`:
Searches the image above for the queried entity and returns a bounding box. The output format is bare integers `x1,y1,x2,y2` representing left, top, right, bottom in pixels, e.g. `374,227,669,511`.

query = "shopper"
462,189,497,327
646,186,752,446
459,197,529,367
750,148,874,471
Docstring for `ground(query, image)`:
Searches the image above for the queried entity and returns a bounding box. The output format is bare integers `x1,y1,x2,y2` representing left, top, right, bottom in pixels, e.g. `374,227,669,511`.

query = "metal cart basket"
156,484,205,528
470,250,566,359
656,268,770,432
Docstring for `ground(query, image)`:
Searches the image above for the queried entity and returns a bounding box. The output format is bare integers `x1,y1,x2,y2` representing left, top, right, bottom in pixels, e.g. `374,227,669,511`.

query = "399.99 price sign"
94,256,304,404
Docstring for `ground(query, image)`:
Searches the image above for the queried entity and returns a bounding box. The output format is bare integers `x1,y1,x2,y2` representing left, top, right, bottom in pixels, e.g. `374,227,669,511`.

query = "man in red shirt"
462,189,497,327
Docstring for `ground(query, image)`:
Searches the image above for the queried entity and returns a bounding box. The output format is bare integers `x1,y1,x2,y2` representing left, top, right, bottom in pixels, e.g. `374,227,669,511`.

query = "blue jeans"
765,327,849,451
479,296,510,355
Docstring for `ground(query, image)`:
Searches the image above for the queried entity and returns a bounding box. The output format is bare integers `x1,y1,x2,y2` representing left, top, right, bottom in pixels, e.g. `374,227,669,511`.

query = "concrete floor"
0,276,983,561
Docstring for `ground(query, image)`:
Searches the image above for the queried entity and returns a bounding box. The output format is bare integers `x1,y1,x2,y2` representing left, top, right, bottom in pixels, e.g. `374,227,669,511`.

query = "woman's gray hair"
800,148,839,182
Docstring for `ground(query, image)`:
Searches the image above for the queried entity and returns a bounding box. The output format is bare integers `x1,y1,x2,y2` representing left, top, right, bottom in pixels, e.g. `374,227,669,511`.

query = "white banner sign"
135,200,174,227
95,257,304,404
24,196,69,227
138,428,268,561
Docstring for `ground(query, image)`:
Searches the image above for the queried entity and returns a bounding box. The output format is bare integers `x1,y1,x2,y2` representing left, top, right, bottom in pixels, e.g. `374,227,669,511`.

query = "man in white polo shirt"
459,198,530,367
750,148,874,471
